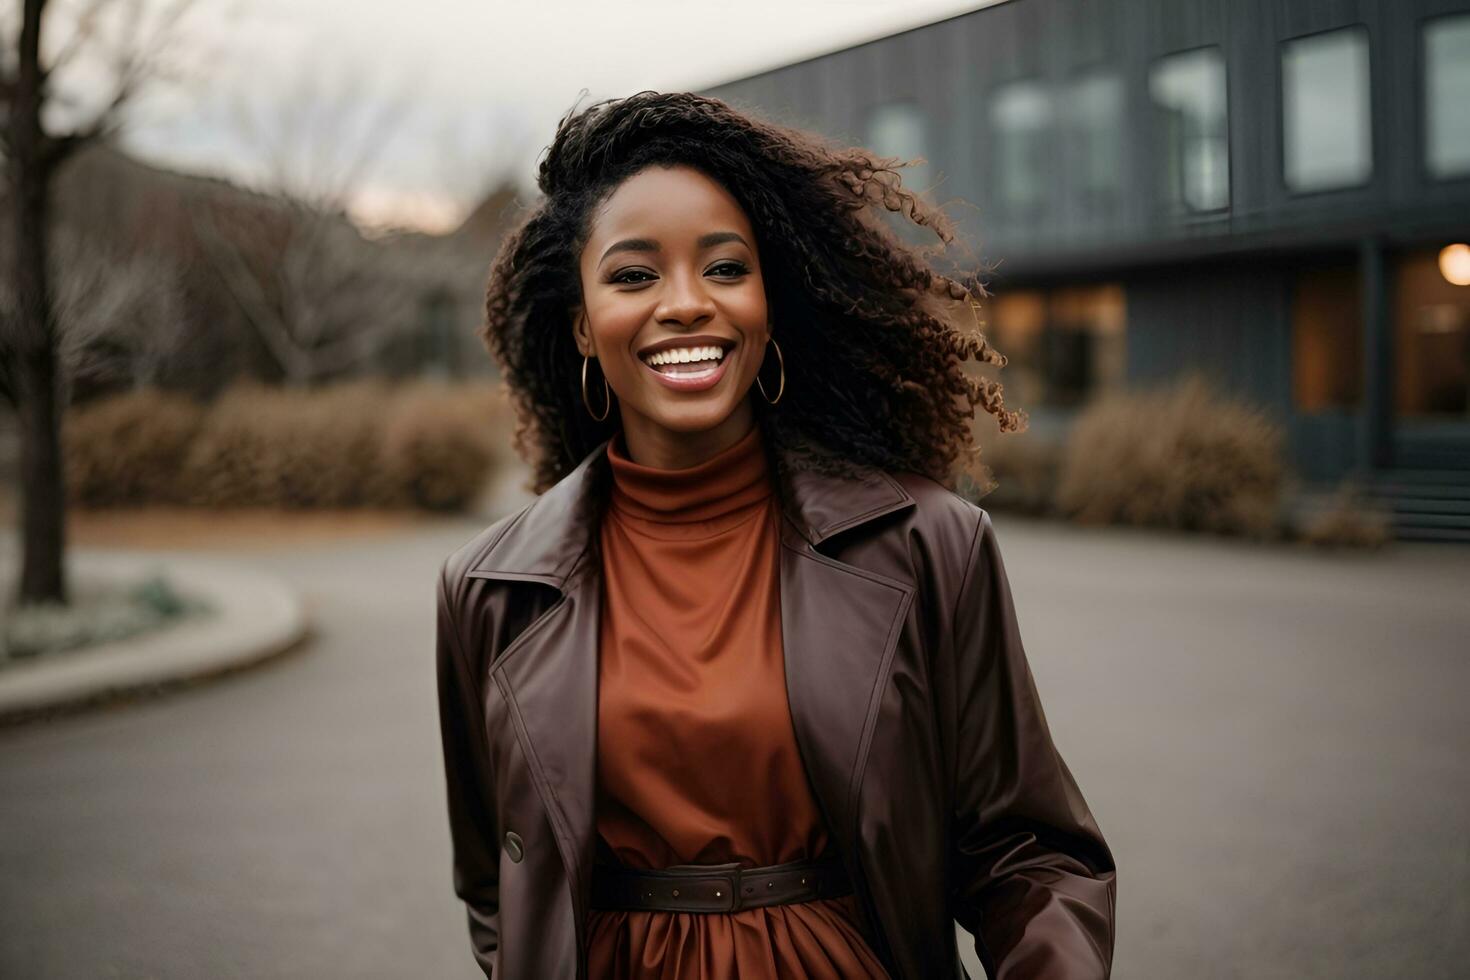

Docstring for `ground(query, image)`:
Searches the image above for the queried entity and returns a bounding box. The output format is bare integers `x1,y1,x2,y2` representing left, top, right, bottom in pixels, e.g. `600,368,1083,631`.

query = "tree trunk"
9,0,68,606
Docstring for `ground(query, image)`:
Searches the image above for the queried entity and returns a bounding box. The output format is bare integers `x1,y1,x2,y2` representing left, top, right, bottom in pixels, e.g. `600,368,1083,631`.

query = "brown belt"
589,853,853,914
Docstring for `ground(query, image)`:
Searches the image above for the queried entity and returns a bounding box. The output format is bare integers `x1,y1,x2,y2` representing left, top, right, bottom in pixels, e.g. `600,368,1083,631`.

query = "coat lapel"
775,458,918,967
468,434,916,968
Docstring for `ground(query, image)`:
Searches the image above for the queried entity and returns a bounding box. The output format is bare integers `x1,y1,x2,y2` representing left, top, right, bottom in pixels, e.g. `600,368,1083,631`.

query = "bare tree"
1,0,197,607
0,221,189,398
53,228,188,395
192,62,427,387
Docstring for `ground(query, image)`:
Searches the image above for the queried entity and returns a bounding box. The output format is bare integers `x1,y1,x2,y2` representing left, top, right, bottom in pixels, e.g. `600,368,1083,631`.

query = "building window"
1291,264,1362,412
989,283,1127,409
864,100,930,190
990,79,1053,220
417,287,458,379
1282,27,1372,192
1424,14,1470,180
1063,69,1125,219
989,290,1048,409
1393,247,1470,419
1149,47,1230,213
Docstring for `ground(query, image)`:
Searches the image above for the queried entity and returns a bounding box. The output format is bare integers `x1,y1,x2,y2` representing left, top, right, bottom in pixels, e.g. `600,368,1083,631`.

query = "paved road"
2,512,1468,979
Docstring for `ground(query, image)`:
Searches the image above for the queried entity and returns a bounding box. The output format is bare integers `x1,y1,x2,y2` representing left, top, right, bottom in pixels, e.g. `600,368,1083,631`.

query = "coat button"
504,831,524,863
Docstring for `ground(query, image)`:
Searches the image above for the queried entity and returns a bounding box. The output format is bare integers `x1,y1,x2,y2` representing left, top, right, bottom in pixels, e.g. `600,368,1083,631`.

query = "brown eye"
611,269,656,284
708,261,748,278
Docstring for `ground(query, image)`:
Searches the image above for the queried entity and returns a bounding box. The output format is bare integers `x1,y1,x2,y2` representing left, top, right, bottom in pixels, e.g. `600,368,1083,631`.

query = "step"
1363,497,1470,516
1374,470,1470,482
1283,479,1470,543
1384,511,1470,528
1392,525,1470,543
1379,496,1470,514
1368,474,1470,486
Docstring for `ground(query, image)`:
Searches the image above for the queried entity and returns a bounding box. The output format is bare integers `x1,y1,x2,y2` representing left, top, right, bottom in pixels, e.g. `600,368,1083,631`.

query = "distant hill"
450,182,524,245
1,142,508,398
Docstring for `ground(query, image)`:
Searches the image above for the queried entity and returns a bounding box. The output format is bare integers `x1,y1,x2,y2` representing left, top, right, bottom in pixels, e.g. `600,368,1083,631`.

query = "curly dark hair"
480,89,1026,496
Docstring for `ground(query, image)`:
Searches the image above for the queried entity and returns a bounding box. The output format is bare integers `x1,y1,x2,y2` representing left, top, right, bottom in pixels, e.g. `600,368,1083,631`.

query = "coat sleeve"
435,558,501,977
947,509,1117,979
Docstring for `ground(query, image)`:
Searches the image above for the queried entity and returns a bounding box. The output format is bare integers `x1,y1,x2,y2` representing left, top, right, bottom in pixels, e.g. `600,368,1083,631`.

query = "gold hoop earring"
756,336,785,405
582,354,611,421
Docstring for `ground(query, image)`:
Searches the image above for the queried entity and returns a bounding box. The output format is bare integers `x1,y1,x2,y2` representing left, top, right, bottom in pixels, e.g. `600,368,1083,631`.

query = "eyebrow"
599,231,749,264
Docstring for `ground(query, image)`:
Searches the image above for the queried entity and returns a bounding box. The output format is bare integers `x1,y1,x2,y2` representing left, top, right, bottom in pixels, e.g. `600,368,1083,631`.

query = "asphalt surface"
2,511,1468,979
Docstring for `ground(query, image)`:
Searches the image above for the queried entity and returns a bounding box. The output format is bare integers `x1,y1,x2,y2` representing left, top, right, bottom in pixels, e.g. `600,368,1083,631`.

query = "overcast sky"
90,0,996,232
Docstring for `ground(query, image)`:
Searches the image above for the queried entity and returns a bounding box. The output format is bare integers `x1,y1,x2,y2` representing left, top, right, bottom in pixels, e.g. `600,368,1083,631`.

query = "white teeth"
643,344,726,367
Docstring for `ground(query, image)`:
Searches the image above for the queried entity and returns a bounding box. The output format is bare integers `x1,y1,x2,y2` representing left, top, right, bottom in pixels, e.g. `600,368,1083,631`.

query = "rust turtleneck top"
587,421,890,980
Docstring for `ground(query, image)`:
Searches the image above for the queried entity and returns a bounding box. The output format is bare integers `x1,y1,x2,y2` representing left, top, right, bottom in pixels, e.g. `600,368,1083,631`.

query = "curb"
0,551,308,724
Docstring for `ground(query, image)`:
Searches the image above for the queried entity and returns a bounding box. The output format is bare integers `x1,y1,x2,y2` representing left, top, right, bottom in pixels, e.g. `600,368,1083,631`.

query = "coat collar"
468,432,918,977
467,433,917,585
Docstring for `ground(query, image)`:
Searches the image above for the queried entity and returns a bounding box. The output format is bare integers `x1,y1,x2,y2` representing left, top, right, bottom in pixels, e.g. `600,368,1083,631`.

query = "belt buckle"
664,860,742,912
712,862,741,912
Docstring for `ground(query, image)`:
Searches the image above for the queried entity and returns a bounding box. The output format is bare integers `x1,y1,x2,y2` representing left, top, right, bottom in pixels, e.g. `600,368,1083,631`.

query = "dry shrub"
64,388,204,505
65,379,508,511
184,380,390,508
965,429,1061,515
1296,483,1392,549
175,382,282,507
1055,373,1285,537
372,381,506,511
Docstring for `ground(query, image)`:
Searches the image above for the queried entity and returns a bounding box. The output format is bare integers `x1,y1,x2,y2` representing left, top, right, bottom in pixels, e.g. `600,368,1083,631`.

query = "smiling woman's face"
573,164,770,468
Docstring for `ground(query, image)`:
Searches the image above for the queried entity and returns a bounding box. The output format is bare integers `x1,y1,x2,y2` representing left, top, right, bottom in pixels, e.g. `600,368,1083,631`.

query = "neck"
617,399,758,470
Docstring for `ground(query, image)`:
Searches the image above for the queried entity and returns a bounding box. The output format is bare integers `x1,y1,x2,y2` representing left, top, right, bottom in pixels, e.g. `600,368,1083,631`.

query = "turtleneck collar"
606,422,773,526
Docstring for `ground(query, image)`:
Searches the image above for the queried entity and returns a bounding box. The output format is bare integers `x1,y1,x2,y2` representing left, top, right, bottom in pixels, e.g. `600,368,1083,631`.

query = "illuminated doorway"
1391,245,1470,465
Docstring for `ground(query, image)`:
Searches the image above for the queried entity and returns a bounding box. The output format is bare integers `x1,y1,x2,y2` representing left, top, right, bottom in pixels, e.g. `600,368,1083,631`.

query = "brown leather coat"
435,436,1117,979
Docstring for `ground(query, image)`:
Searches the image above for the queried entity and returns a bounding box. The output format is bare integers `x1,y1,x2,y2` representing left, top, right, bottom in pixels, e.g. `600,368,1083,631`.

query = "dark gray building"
702,0,1470,539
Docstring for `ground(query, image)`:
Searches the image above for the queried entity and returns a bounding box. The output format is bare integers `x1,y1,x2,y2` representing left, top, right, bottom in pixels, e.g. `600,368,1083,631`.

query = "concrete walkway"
0,513,1467,979
0,550,306,722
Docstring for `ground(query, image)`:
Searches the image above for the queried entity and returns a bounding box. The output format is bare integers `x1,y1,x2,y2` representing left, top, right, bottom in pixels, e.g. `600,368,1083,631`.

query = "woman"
436,90,1116,979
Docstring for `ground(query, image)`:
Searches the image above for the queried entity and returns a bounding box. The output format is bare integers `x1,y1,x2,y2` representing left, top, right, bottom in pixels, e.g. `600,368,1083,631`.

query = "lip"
635,334,737,359
641,350,731,393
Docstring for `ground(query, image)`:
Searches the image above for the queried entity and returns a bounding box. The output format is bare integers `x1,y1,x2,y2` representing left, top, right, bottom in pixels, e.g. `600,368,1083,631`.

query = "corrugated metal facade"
702,0,1470,493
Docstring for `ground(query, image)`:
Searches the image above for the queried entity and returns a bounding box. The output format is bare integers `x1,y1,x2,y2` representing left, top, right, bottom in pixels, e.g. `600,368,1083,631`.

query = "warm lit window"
1393,248,1470,419
1149,47,1230,213
1424,14,1470,180
1282,27,1372,192
1291,264,1362,412
988,290,1048,410
1063,69,1125,218
988,283,1127,409
1047,284,1127,405
990,79,1053,220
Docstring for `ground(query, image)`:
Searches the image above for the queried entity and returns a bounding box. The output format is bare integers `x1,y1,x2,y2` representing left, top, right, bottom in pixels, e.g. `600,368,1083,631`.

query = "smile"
638,343,733,392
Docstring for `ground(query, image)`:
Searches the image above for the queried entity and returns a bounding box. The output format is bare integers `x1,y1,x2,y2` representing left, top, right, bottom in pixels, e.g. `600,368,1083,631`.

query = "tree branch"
44,0,197,168
40,0,108,83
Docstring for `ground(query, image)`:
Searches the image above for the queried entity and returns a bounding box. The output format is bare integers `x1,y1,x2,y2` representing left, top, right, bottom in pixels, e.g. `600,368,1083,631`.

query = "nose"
653,267,716,328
